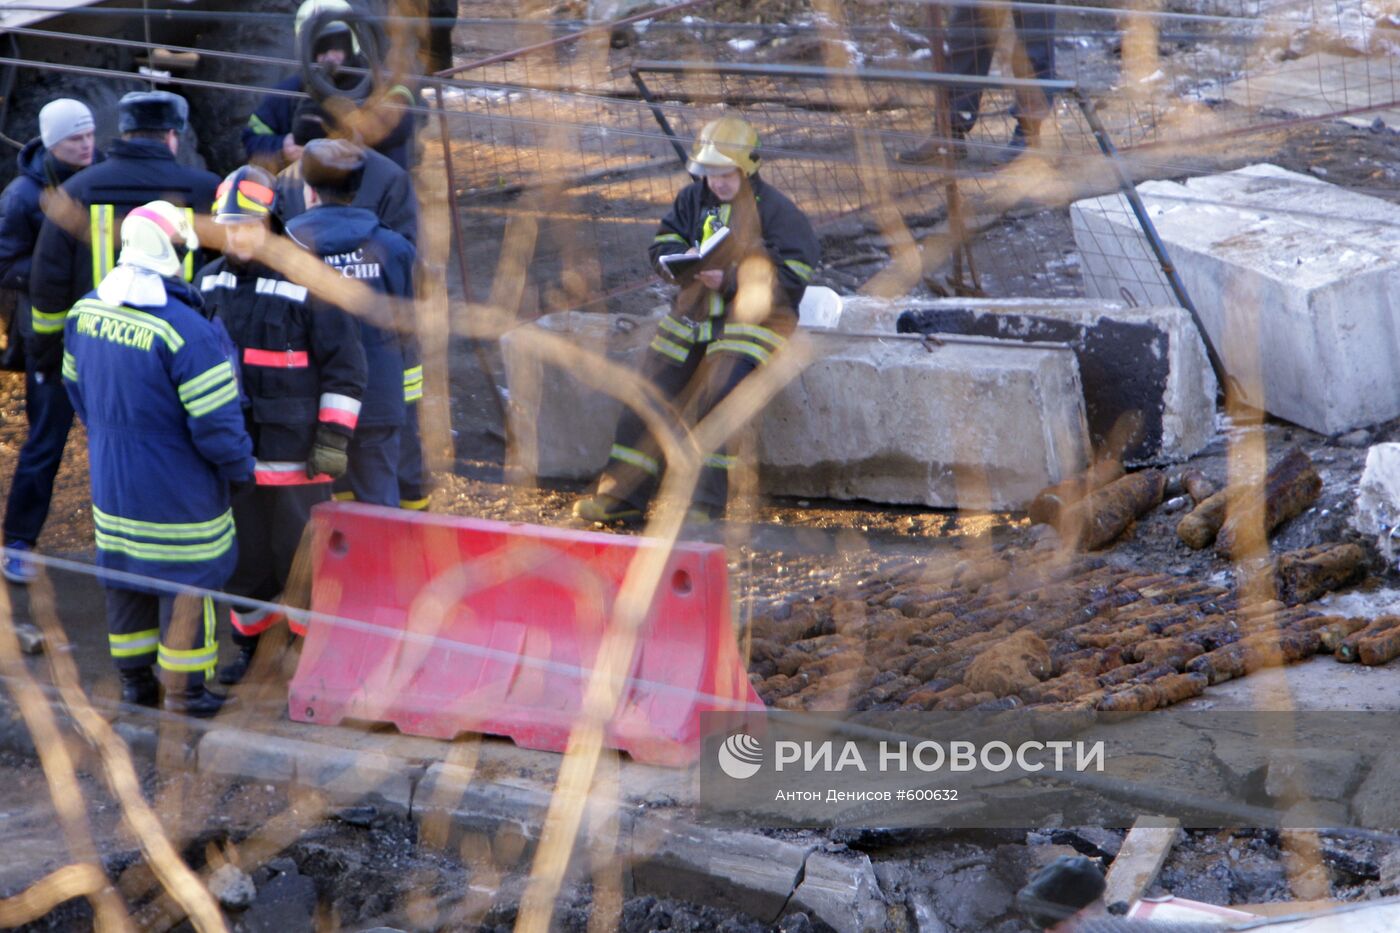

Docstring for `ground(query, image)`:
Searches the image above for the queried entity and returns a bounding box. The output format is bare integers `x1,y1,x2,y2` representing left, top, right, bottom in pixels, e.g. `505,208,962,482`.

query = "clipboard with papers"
658,226,730,280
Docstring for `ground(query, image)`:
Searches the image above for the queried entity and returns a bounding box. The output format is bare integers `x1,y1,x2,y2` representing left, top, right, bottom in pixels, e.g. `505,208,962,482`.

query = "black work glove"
307,425,350,479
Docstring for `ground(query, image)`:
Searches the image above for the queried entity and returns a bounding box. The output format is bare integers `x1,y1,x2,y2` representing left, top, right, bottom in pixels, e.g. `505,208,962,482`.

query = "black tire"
299,5,384,104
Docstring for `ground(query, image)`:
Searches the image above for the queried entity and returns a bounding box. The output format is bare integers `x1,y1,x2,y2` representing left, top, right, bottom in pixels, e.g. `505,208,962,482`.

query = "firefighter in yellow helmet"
574,116,820,525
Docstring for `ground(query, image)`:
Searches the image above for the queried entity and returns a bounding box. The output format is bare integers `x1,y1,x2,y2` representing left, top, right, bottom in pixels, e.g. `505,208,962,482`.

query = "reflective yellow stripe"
403,365,424,384
93,506,233,540
177,361,235,402
247,113,276,136
706,339,772,365
783,259,814,282
90,204,115,288
109,628,159,658
399,497,430,511
388,84,414,104
185,383,239,418
653,232,687,245
404,385,424,402
31,307,68,335
182,208,195,281
649,335,690,364
61,351,77,382
158,644,217,674
704,453,737,470
609,443,659,476
723,323,786,350
657,316,694,342
708,293,724,317
701,205,731,249
333,491,356,501
72,300,184,351
95,526,236,562
696,320,714,342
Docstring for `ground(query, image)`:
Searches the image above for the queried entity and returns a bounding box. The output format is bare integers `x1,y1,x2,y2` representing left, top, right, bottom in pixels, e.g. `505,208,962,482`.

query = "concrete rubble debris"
13,622,44,655
1072,163,1400,435
501,309,1092,509
1016,854,1105,929
873,297,1217,463
1352,443,1400,563
207,863,256,911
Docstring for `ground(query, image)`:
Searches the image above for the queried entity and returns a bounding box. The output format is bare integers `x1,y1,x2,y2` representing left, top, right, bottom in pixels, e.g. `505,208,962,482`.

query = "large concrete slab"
1071,164,1400,435
835,296,1217,464
501,310,1091,510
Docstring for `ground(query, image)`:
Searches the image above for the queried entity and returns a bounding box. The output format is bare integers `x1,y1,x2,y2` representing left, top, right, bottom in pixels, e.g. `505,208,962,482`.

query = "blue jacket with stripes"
62,273,255,592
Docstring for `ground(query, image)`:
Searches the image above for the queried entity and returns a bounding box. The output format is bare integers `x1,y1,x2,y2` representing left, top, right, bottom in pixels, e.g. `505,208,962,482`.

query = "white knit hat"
39,98,94,149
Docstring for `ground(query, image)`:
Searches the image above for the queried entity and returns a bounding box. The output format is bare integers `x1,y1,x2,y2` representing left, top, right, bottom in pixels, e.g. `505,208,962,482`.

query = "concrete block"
757,333,1090,509
1354,443,1400,561
843,295,1218,463
502,311,1091,510
1071,164,1400,435
501,310,655,482
197,728,414,814
1265,748,1364,802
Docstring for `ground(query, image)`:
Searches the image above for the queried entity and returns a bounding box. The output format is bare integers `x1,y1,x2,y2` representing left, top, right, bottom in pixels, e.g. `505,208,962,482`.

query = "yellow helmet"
294,0,353,39
687,116,760,177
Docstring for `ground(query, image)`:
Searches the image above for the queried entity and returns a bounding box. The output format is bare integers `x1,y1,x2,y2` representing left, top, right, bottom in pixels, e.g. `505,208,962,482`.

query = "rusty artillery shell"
1153,672,1209,705
1182,470,1216,505
1316,617,1370,653
1358,628,1400,666
1134,637,1205,668
1276,543,1367,606
1097,684,1160,713
1054,470,1167,551
1028,460,1126,526
1178,488,1232,550
938,691,997,711
1337,616,1400,663
1215,449,1322,560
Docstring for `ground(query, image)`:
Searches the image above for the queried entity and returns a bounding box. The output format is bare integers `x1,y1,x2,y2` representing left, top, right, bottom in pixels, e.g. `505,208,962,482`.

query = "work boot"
217,645,256,686
119,667,159,708
164,685,233,719
685,504,721,525
573,494,644,526
896,131,965,165
1006,119,1041,154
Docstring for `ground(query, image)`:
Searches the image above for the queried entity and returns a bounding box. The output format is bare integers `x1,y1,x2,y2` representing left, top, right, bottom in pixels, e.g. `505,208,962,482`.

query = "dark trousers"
340,424,401,507
947,3,1057,135
596,307,793,514
397,400,431,508
226,483,327,648
3,365,74,545
105,588,216,690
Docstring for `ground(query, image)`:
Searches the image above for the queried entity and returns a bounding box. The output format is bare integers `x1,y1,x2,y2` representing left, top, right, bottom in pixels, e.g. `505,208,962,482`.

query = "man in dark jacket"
63,201,254,717
0,98,98,582
0,98,100,378
285,138,415,507
242,0,418,172
198,164,367,683
574,116,820,525
4,91,218,586
274,105,430,510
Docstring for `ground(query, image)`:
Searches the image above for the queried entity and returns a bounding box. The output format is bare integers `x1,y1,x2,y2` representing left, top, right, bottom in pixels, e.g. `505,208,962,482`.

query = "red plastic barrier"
287,502,764,766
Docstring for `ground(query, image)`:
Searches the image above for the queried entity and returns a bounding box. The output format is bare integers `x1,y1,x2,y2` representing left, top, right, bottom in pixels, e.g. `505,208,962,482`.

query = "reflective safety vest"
88,203,197,288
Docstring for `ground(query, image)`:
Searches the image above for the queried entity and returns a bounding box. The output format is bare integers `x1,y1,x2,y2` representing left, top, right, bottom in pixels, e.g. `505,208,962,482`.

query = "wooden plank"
1102,816,1180,908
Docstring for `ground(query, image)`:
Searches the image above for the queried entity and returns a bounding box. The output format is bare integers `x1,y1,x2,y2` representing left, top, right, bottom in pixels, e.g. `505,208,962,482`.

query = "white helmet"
118,201,198,279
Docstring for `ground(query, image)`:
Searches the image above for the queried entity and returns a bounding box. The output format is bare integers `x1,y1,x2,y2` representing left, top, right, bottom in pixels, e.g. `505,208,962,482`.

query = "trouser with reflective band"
332,425,400,507
225,483,325,648
105,588,217,690
596,307,794,512
3,364,74,545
